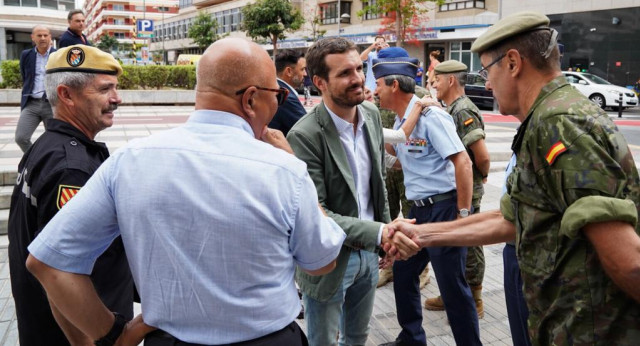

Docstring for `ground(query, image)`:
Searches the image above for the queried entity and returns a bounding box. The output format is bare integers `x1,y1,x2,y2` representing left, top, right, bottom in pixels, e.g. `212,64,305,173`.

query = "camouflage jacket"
446,95,486,208
500,76,640,344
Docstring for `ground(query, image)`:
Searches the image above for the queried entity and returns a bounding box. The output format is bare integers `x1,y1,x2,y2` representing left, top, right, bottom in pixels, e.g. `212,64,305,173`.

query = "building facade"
83,0,179,61
0,0,73,61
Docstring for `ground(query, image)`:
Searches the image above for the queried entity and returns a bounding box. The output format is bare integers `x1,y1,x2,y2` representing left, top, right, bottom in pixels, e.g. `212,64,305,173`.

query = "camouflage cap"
46,45,122,76
471,11,550,53
435,60,467,74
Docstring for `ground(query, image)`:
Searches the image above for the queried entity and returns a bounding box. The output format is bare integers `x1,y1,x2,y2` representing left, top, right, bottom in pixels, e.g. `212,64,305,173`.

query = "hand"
260,127,293,154
419,95,440,108
115,315,156,346
382,219,419,260
379,254,394,269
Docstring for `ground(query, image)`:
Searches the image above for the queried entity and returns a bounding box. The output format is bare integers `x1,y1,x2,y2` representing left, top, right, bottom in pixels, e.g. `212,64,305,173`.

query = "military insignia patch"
545,141,567,165
57,185,81,210
66,48,85,67
464,118,474,126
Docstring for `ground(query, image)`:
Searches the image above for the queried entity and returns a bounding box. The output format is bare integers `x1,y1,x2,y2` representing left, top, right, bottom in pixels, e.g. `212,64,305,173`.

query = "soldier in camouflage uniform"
387,11,640,345
423,60,490,318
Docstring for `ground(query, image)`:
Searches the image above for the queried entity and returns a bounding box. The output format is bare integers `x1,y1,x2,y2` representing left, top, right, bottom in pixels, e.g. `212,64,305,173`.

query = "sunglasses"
235,86,290,106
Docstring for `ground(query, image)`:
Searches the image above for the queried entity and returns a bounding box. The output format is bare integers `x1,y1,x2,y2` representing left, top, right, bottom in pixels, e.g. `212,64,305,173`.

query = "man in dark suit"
269,49,307,136
58,9,91,48
287,37,418,346
16,25,56,153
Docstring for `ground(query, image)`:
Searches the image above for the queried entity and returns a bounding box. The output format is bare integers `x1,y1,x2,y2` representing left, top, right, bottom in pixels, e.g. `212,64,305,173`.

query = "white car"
562,71,638,110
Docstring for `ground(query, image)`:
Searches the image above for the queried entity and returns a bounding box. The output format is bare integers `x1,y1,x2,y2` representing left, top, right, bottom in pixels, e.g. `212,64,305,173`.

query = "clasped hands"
381,218,422,262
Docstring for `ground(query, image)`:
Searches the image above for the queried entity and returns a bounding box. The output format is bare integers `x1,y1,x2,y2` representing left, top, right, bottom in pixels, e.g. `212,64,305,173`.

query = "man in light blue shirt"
373,53,481,346
25,38,345,346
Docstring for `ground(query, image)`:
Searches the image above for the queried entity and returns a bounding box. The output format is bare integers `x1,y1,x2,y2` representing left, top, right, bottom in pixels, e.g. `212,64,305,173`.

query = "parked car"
562,71,638,110
465,72,495,110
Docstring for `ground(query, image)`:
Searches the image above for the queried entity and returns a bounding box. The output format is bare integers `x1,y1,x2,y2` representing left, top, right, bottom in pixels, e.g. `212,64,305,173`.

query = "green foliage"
118,65,141,90
97,34,119,53
188,11,221,50
138,65,170,90
1,60,22,89
167,66,197,89
242,0,304,55
358,0,443,47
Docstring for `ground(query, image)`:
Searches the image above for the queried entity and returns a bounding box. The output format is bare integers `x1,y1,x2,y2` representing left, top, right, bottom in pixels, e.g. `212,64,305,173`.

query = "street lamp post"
337,0,341,37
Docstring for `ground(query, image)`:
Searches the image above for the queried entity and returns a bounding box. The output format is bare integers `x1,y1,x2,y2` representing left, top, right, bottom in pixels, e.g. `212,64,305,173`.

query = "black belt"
29,96,48,102
144,321,305,346
411,190,456,207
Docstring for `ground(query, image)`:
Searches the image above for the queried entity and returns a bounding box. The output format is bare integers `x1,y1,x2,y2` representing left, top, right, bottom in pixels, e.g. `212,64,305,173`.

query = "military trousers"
392,195,481,346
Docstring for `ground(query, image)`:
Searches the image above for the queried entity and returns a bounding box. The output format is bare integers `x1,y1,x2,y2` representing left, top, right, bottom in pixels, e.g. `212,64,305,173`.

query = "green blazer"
287,100,391,301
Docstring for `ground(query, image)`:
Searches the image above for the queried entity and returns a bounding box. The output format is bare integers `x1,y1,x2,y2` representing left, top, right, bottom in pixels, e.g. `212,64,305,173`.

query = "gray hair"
383,74,416,94
45,72,96,110
483,29,560,73
451,71,467,87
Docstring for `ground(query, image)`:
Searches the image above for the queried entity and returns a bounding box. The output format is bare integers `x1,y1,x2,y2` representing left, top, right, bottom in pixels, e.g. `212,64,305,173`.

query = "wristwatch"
458,208,470,218
94,312,127,346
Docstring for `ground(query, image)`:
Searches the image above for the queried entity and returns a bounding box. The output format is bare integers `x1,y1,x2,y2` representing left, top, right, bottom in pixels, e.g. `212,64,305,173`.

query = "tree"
302,6,326,42
188,11,221,50
97,34,119,53
358,0,443,48
242,0,304,57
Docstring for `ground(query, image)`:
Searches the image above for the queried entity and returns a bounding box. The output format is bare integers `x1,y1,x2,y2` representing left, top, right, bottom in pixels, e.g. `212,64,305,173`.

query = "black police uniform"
8,119,133,346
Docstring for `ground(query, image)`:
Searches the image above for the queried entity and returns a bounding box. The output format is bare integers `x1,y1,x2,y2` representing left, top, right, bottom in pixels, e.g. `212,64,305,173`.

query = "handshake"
380,218,425,262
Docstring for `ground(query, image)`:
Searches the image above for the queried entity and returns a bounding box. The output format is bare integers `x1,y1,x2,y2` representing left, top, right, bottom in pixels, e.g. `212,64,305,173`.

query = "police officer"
387,11,640,344
423,60,490,317
8,45,132,345
372,53,481,346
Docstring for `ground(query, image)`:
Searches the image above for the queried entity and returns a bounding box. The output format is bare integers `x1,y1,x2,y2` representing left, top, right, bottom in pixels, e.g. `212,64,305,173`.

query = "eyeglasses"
235,86,290,106
478,53,506,80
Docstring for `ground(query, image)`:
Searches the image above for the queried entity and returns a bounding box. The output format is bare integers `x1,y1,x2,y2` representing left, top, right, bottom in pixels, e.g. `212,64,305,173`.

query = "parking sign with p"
137,19,154,38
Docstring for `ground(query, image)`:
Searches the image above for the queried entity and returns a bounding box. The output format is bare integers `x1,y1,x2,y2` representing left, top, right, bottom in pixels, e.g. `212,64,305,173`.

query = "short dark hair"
306,37,357,83
383,75,415,94
375,35,385,41
275,49,303,74
68,9,84,20
482,29,560,73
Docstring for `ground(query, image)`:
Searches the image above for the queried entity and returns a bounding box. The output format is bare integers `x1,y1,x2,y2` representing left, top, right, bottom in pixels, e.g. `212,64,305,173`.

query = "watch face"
459,209,470,217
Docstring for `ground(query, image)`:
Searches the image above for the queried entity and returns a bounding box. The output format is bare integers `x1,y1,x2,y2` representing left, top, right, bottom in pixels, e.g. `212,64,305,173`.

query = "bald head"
31,25,52,54
32,25,50,34
197,38,275,97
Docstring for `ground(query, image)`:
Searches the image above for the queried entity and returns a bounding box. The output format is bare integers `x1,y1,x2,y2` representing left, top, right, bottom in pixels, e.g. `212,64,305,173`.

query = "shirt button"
70,141,77,146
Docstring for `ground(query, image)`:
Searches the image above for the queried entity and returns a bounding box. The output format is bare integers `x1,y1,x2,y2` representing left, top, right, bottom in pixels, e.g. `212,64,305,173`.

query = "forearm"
452,152,473,210
50,302,93,345
584,221,640,303
416,209,515,247
26,255,114,340
360,45,374,60
400,102,422,138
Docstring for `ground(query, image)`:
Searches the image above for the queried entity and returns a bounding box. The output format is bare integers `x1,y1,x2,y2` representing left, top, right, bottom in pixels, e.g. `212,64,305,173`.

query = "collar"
187,110,255,137
326,105,364,135
34,47,51,58
46,119,107,150
401,95,420,120
66,28,84,38
278,78,299,97
511,75,569,154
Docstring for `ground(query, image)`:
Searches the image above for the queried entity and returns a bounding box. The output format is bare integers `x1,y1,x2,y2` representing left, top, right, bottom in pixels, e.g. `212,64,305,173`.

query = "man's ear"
240,87,258,119
314,75,326,93
57,85,75,107
506,49,523,77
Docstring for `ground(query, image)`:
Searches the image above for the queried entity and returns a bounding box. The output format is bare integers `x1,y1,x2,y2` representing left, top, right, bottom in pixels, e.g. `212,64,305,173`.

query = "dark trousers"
392,196,481,346
144,321,308,346
503,244,532,346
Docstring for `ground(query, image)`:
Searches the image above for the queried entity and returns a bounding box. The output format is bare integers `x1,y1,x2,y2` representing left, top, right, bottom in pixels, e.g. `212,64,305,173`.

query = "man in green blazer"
288,37,416,346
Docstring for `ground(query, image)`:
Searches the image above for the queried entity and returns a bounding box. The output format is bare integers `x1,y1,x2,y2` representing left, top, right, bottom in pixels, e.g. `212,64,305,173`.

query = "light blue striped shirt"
29,110,345,344
32,48,50,98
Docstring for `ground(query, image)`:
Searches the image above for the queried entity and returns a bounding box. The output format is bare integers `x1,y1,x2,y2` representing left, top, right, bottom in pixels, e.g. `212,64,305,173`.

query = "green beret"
434,60,467,74
471,11,550,53
46,45,122,76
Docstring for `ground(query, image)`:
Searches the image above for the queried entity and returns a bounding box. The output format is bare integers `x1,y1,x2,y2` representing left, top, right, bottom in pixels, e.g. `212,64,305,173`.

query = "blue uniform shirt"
393,96,465,200
29,110,345,344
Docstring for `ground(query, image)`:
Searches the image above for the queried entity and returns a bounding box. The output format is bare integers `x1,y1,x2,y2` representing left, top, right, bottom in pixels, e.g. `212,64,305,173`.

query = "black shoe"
378,341,414,346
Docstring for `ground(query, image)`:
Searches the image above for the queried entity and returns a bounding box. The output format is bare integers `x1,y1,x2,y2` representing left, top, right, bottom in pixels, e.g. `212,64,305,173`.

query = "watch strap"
94,312,127,346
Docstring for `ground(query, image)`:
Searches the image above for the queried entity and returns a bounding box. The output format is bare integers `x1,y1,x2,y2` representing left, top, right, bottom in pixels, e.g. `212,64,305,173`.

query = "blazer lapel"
315,102,358,201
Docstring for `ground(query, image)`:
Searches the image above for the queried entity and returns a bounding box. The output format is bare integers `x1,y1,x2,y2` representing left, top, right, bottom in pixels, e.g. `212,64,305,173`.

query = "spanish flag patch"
464,118,474,126
57,185,81,210
545,141,567,165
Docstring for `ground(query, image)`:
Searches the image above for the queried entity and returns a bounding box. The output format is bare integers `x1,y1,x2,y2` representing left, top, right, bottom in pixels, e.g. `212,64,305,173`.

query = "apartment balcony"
193,0,233,9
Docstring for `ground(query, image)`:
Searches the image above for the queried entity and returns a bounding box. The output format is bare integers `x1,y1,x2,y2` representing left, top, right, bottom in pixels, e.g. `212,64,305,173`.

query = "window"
450,41,481,71
214,7,243,34
179,0,192,9
113,32,125,39
439,0,484,12
362,0,379,20
112,4,124,11
320,2,351,25
41,0,58,10
114,18,125,25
